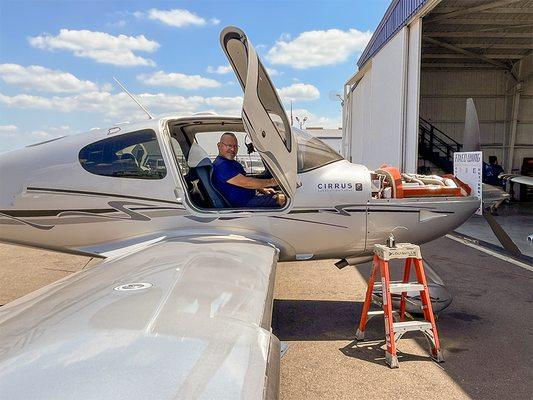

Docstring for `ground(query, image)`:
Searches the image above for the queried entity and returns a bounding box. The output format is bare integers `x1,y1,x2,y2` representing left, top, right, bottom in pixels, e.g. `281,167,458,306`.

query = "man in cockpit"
212,132,286,208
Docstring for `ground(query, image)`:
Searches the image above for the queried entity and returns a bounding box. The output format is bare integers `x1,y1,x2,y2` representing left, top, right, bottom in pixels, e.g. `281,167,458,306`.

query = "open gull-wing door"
221,26,297,198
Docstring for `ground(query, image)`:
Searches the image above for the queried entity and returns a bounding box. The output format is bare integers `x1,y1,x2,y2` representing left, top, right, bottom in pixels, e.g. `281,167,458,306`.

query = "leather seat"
186,143,230,208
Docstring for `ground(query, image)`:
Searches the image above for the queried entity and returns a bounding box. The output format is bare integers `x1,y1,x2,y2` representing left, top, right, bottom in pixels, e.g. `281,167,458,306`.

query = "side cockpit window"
79,129,166,179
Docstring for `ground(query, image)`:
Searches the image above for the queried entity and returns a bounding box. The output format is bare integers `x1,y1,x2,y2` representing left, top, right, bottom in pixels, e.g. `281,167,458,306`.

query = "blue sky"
0,0,390,152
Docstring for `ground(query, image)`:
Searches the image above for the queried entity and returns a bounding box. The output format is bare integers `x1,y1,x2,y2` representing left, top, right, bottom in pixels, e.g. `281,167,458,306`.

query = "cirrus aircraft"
0,27,480,399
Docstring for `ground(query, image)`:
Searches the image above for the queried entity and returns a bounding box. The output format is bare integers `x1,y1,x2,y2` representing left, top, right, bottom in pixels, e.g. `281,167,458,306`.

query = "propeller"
462,98,481,152
462,99,523,257
483,211,522,257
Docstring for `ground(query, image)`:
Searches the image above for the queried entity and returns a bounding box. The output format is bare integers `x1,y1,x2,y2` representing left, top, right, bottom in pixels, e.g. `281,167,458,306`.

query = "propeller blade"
463,98,481,152
483,211,522,257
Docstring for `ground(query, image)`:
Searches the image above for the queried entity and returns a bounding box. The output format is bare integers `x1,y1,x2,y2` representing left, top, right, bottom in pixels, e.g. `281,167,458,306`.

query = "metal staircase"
419,117,462,173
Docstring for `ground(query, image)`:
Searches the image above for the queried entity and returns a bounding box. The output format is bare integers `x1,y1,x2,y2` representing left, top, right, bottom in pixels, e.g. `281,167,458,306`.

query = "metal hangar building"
342,0,533,176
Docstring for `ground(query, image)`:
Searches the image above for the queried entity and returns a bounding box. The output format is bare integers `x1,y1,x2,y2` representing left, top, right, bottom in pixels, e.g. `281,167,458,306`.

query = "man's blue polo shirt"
212,156,255,207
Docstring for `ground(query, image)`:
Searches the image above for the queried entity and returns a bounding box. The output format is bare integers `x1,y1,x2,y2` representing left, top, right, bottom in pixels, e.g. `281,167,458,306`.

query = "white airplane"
0,27,479,399
499,173,533,187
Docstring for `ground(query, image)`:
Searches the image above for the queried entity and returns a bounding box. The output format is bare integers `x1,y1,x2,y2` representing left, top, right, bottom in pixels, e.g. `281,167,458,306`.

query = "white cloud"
0,91,243,122
278,83,320,101
0,88,335,129
207,65,232,74
0,125,18,133
202,96,242,111
30,125,72,139
207,65,279,76
28,29,159,67
0,93,58,110
265,67,281,76
266,28,372,69
136,8,219,27
0,63,101,93
148,8,205,26
0,125,72,153
138,71,221,90
291,108,340,129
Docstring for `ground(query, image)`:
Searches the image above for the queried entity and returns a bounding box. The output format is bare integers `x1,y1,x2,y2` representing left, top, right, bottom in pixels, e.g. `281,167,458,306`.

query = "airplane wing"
499,173,533,187
0,236,280,400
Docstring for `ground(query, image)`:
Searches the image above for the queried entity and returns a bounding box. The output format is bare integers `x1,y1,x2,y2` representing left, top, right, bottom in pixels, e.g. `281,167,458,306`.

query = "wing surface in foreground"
0,236,280,399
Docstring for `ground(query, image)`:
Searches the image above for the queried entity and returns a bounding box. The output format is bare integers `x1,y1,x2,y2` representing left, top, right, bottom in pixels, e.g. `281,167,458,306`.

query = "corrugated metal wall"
420,70,507,146
346,28,412,170
516,54,533,172
420,56,533,171
344,19,423,172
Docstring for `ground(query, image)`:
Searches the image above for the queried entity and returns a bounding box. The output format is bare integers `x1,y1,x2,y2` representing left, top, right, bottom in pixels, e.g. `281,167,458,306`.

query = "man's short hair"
219,132,237,142
489,156,497,164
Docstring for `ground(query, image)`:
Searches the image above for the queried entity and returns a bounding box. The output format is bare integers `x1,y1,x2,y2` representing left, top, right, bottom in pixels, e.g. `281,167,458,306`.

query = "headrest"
187,142,211,168
120,153,136,161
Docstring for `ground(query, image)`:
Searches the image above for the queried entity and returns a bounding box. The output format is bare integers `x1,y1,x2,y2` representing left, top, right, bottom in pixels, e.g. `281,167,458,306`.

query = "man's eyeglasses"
220,142,239,149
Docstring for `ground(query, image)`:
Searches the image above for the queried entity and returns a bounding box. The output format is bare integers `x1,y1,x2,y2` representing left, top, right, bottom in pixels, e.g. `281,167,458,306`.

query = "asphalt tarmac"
1,237,531,399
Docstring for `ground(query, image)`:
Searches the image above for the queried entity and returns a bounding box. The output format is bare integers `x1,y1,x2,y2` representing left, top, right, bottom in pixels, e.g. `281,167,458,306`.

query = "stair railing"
419,118,463,171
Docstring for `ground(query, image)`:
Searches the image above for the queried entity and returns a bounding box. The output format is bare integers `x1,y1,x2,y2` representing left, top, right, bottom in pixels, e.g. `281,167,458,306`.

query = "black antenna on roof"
113,77,154,120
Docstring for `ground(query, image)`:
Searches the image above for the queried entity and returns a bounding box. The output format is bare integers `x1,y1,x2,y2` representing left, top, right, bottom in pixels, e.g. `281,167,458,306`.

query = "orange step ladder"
355,243,444,368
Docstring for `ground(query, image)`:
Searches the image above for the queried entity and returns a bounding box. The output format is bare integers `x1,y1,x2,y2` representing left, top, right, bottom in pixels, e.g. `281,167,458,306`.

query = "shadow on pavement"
275,237,532,398
340,338,433,367
272,298,438,366
272,299,360,341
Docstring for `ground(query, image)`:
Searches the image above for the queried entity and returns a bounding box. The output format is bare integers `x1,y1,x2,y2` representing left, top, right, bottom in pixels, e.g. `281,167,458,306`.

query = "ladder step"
389,283,425,293
374,282,425,294
367,310,399,316
393,321,432,333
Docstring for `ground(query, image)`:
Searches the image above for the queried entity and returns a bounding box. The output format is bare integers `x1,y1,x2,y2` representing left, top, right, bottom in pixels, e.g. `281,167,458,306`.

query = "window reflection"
256,62,292,152
293,127,344,173
79,129,167,179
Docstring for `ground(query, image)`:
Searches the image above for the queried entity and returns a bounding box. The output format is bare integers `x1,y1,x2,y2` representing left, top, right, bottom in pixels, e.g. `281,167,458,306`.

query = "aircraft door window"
257,63,292,152
78,129,167,179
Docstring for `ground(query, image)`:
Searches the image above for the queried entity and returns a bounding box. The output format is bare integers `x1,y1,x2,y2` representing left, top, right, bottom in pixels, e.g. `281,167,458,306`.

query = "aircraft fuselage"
0,116,479,261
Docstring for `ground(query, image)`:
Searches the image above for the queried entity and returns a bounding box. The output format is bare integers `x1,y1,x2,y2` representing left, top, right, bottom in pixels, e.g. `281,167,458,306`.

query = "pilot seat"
185,142,230,208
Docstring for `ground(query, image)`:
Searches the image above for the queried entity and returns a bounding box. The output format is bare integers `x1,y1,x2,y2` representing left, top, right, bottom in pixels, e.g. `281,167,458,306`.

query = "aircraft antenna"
113,77,154,120
290,100,293,126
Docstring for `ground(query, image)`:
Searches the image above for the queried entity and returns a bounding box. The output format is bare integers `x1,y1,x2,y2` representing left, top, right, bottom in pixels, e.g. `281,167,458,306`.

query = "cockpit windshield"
293,127,344,173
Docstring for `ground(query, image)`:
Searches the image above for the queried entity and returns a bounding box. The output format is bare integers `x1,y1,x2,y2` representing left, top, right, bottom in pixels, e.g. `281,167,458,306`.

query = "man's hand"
259,188,276,195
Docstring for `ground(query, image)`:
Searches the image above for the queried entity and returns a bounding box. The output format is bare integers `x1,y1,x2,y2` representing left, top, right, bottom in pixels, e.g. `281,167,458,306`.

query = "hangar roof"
358,0,533,73
357,0,429,69
422,0,533,72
